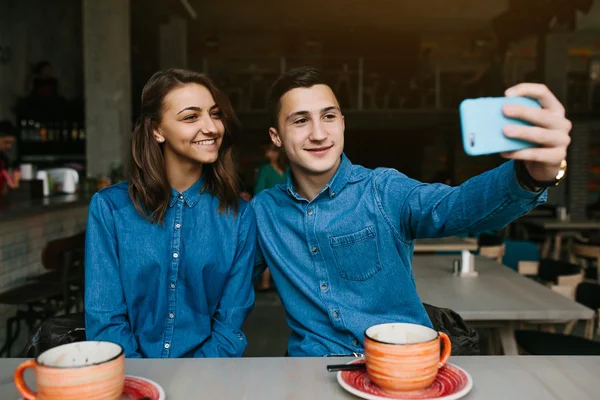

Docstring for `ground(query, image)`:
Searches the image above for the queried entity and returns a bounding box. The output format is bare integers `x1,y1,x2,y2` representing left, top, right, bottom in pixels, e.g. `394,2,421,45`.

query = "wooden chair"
550,271,585,301
573,241,600,283
0,232,85,357
478,234,506,263
517,260,584,335
479,244,506,263
518,261,540,275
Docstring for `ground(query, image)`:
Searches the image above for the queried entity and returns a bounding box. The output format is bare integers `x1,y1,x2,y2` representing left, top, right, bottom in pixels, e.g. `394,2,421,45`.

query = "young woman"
85,69,256,358
253,143,287,195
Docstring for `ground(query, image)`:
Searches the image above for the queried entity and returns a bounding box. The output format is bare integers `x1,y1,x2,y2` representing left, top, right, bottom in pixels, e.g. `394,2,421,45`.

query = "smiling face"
269,84,344,178
153,83,224,167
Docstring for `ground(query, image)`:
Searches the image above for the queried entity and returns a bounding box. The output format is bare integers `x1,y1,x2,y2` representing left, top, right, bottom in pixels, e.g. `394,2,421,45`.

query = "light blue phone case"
459,97,542,156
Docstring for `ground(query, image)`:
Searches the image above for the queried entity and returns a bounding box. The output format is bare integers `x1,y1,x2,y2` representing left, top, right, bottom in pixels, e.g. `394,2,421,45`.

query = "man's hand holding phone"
500,83,572,184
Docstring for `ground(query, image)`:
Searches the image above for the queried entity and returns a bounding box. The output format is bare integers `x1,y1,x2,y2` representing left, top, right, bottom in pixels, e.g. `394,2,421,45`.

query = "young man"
252,67,571,357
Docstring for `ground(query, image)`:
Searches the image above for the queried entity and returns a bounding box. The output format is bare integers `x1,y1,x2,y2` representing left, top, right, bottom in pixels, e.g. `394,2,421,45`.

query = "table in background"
414,237,478,252
412,255,594,355
522,219,600,260
1,356,599,399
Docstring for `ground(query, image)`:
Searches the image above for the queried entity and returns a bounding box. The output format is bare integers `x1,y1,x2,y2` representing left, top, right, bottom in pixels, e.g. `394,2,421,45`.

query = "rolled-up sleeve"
196,204,257,357
84,193,141,358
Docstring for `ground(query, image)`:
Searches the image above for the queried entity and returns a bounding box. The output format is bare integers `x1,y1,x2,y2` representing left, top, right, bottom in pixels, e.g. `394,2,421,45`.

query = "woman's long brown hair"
128,69,242,224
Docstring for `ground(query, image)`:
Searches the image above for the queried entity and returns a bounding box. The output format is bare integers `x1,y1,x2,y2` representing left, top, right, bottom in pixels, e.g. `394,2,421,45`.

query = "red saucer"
337,360,473,400
121,376,165,400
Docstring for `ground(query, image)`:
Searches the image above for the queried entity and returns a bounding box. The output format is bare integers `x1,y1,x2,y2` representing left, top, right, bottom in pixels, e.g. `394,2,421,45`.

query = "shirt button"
169,313,174,319
307,209,314,215
164,343,170,349
175,223,181,229
353,339,359,346
311,247,318,253
321,283,328,291
179,195,183,199
171,283,176,289
333,311,339,318
331,192,336,197
173,252,179,258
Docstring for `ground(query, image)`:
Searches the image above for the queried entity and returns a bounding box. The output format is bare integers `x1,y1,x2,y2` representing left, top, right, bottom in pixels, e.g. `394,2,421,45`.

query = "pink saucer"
337,359,472,400
18,375,165,400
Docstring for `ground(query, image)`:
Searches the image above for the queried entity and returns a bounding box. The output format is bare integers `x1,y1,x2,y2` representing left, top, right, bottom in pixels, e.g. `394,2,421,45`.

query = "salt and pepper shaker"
452,259,461,276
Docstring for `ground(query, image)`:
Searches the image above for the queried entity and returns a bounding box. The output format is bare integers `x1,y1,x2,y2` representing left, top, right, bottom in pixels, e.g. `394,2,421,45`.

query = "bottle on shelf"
62,121,69,142
48,122,55,142
71,122,79,141
40,123,48,142
20,119,28,142
28,120,35,142
34,121,41,142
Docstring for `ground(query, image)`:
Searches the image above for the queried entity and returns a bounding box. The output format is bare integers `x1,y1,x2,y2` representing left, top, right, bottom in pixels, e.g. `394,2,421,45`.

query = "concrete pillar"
543,32,570,206
159,16,187,70
83,0,131,178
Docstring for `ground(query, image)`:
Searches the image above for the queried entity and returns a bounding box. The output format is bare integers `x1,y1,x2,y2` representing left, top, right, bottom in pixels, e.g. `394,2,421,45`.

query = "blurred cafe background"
0,0,599,359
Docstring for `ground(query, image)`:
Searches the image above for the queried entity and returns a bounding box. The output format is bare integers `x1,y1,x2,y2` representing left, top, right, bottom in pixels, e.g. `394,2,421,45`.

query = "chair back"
574,242,600,260
41,231,85,271
503,240,540,271
479,244,506,262
576,282,600,310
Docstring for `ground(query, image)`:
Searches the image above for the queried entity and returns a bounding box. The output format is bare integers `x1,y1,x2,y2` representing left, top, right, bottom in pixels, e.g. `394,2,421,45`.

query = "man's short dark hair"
267,67,332,128
0,120,16,138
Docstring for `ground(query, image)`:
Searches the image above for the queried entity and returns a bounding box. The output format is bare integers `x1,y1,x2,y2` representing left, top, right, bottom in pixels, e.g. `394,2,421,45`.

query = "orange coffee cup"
14,341,125,400
364,323,451,393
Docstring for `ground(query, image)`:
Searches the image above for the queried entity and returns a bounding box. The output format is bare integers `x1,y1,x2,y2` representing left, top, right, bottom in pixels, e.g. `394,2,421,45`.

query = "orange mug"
14,341,125,400
364,323,451,393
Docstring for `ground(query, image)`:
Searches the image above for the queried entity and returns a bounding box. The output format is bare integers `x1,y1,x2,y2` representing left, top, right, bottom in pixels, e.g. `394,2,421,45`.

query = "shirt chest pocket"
329,226,383,281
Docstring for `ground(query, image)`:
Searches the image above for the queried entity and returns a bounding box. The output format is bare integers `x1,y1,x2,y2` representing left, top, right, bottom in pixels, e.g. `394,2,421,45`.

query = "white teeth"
193,139,215,146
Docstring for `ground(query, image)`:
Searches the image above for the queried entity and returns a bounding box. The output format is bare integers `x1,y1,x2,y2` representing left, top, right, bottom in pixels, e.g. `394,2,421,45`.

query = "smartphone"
459,96,542,156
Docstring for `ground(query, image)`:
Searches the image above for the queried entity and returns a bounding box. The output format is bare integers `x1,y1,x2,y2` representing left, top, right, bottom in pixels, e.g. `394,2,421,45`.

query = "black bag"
22,312,86,358
423,303,479,356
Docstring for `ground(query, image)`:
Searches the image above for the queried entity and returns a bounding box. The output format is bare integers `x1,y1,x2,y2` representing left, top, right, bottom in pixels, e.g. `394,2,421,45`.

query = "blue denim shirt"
252,154,546,357
85,177,256,358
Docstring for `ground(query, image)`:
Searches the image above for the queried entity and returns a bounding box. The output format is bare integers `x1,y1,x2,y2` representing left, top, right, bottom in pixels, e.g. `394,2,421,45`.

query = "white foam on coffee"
37,341,122,367
368,323,437,344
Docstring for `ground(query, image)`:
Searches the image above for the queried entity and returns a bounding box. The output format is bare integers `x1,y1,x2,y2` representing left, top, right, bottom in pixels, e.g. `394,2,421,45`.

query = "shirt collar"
169,176,205,208
284,153,353,200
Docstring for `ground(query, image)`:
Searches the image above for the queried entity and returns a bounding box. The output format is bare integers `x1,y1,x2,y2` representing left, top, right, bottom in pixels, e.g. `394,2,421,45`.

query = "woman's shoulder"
91,181,131,210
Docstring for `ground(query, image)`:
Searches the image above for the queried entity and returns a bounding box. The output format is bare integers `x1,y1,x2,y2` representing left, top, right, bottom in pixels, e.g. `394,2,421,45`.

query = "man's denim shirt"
85,178,256,358
252,154,546,357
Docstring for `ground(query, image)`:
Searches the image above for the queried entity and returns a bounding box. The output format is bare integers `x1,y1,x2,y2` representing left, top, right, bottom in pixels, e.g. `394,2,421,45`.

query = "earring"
157,137,164,143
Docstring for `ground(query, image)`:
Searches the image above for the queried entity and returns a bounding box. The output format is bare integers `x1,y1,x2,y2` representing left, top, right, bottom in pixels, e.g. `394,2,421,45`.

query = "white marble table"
414,237,478,252
1,356,599,399
412,255,594,355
